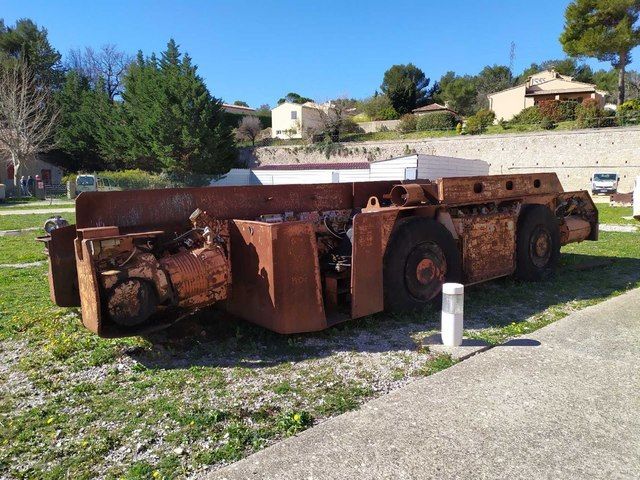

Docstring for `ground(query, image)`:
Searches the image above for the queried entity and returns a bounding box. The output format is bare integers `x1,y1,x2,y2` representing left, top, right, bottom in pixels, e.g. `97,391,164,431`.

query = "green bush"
96,169,173,189
397,114,417,133
360,95,399,121
540,117,557,130
538,100,563,122
465,109,495,135
416,111,457,131
618,99,640,125
510,106,542,125
557,100,579,121
67,169,181,190
475,109,495,126
575,99,617,128
619,98,640,112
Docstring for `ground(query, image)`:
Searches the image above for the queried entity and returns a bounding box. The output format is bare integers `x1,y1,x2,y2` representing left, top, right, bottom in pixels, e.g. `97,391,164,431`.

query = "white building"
1,154,64,194
271,102,326,139
488,69,608,121
212,154,489,186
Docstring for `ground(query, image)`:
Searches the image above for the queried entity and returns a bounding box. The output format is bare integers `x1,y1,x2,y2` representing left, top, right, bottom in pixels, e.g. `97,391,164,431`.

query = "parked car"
590,172,619,195
76,174,121,194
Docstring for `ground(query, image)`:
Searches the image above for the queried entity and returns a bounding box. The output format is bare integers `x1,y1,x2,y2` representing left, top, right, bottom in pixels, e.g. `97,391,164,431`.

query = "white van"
76,174,121,194
590,172,619,195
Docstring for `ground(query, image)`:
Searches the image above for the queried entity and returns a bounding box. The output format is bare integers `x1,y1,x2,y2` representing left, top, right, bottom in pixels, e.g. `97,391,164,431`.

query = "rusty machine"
40,173,598,337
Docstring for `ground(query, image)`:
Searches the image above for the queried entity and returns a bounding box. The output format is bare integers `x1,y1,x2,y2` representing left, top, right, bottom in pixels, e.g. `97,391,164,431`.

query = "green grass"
0,232,47,264
596,204,635,225
465,231,640,345
0,203,75,211
341,129,457,143
0,212,75,231
0,229,638,478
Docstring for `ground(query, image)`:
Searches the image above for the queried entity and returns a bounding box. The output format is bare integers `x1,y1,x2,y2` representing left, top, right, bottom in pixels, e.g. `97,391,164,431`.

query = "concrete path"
211,289,640,480
0,208,75,215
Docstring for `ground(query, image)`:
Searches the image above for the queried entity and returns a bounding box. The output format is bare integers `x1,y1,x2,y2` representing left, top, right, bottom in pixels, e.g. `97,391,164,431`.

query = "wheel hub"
405,242,447,302
530,227,552,268
415,258,442,285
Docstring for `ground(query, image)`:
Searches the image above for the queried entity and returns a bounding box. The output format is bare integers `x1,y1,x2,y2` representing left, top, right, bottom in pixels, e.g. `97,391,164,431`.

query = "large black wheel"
515,205,560,281
383,216,462,312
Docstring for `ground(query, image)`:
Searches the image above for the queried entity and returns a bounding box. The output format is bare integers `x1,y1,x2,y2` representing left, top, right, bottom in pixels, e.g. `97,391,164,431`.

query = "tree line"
1,0,638,178
0,19,236,181
293,0,640,121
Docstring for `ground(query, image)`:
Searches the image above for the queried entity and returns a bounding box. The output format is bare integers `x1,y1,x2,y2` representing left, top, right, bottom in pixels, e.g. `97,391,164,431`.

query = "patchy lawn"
0,217,639,478
596,204,635,225
0,203,75,211
0,232,48,264
0,213,75,232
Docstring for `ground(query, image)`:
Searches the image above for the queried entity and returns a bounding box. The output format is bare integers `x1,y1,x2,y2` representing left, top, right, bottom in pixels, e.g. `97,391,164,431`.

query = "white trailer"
370,154,489,181
211,155,489,186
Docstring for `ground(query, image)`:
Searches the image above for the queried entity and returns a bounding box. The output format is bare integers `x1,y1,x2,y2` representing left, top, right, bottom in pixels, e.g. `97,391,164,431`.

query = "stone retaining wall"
239,126,640,192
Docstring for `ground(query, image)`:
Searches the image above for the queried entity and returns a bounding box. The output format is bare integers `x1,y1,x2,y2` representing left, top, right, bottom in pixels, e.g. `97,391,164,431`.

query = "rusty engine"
40,173,598,338
87,206,354,333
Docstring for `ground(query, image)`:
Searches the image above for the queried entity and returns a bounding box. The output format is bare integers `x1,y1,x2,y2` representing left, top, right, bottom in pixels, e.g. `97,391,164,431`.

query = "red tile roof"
412,103,457,114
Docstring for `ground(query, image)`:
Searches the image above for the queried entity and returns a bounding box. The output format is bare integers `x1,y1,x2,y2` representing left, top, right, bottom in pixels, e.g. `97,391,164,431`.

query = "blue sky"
4,0,637,107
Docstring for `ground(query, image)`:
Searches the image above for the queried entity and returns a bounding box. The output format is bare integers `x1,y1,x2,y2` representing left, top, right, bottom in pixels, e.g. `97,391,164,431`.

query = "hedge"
416,111,458,131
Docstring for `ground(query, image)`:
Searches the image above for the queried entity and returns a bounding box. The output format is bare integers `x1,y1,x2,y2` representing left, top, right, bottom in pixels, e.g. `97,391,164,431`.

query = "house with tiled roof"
412,103,458,116
487,69,608,121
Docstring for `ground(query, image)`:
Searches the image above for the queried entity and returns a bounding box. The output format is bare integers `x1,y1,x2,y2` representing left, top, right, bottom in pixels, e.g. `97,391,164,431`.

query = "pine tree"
560,0,640,105
55,71,129,171
123,40,235,176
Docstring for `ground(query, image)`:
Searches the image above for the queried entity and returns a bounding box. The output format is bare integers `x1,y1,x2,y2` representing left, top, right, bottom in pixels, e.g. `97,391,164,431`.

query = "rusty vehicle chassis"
42,173,598,338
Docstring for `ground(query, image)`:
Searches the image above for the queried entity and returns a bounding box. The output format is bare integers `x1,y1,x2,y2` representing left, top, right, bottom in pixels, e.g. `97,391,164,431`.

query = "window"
291,111,297,120
404,167,417,180
77,175,95,186
41,169,52,185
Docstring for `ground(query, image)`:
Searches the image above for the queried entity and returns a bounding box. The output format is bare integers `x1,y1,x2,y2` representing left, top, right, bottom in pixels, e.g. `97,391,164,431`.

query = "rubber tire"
383,216,462,312
515,204,561,281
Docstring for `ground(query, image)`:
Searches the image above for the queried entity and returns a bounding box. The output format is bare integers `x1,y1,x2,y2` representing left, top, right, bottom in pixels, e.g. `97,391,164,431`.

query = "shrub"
360,95,399,121
498,118,509,130
455,122,463,135
538,100,563,123
618,99,640,125
557,100,579,121
416,111,457,131
340,117,364,134
511,106,541,125
465,116,483,135
575,99,617,128
475,109,496,127
465,109,495,135
92,169,173,189
619,98,640,112
540,117,557,130
397,114,417,133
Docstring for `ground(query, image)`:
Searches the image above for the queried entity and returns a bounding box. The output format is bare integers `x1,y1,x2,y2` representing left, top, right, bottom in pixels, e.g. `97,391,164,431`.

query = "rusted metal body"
40,173,598,338
610,192,633,207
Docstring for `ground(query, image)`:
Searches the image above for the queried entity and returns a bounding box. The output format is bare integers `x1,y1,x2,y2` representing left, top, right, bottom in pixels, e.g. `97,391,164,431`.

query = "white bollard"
441,283,464,347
